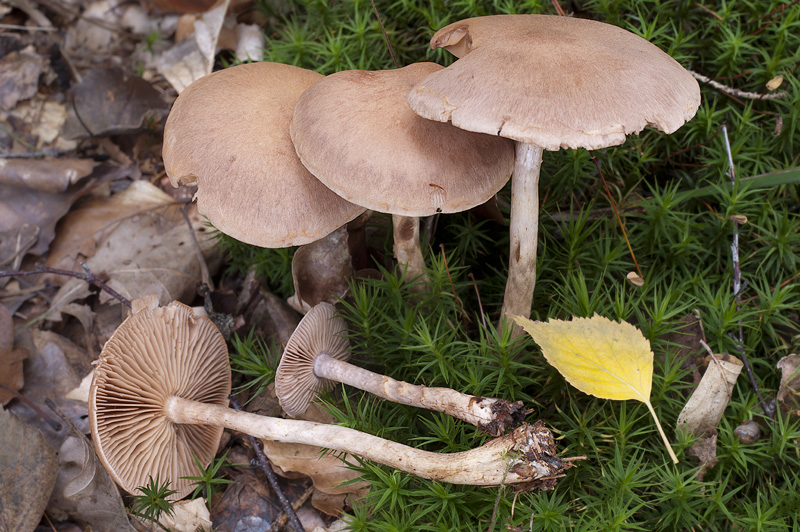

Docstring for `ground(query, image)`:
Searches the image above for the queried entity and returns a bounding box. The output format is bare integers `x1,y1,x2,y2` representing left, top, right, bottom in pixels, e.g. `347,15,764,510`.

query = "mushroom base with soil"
166,396,568,487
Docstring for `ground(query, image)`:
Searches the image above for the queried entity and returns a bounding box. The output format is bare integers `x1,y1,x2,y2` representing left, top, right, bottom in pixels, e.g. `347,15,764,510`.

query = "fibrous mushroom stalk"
392,214,429,287
499,143,543,336
313,353,525,437
276,302,525,436
166,396,566,487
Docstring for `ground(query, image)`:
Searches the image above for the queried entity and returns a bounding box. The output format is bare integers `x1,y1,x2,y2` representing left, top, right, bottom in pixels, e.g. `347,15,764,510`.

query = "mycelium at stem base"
166,397,567,487
499,143,543,338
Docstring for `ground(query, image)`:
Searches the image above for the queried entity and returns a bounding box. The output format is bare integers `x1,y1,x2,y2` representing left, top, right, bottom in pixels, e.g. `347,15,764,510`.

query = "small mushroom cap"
163,62,365,248
408,15,701,151
291,63,515,216
89,296,231,500
275,302,351,417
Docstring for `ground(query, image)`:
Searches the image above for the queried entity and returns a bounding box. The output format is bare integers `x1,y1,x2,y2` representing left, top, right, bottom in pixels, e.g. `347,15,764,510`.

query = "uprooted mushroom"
408,15,700,336
275,302,526,437
90,297,577,500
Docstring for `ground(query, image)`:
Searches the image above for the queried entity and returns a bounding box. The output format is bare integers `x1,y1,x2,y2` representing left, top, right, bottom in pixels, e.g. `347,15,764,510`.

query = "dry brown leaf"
312,489,350,518
156,0,231,93
262,440,369,495
0,46,43,111
0,304,28,405
0,406,59,531
0,159,95,192
62,68,169,139
289,226,354,314
676,353,743,436
686,428,718,481
776,354,800,413
158,499,212,532
46,180,222,316
0,160,115,260
47,436,135,532
9,330,90,449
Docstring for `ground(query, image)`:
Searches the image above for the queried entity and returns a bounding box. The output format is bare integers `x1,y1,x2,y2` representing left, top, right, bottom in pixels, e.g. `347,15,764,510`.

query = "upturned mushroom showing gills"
407,15,701,336
162,62,365,249
290,63,514,284
275,302,525,437
90,296,574,499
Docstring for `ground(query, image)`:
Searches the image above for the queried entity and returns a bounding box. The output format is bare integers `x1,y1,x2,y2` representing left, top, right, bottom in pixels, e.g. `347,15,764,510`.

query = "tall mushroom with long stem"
90,297,575,500
407,15,701,336
275,302,525,437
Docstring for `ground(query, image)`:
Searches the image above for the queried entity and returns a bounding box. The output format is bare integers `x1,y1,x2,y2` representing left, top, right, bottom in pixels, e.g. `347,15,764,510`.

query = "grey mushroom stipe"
275,302,526,437
91,297,574,499
407,15,701,337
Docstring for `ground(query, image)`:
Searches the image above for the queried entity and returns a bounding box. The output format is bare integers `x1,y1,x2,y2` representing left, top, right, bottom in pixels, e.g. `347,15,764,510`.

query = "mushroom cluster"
95,11,701,503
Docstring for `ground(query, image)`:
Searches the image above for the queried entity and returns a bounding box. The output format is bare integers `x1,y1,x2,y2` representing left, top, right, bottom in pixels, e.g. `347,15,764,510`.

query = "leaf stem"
644,400,678,464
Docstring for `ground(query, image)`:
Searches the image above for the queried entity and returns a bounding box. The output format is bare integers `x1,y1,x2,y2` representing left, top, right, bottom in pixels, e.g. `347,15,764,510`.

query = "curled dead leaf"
262,440,369,495
676,352,743,436
626,271,644,286
766,74,784,91
776,354,800,413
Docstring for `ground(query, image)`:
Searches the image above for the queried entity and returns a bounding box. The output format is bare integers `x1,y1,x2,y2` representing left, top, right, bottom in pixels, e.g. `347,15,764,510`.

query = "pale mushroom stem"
313,353,523,436
392,215,429,289
499,143,543,338
165,396,559,486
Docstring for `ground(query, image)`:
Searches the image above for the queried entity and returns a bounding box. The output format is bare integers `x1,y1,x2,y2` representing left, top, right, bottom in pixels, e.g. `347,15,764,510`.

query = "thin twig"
720,125,771,417
229,397,305,532
468,273,487,329
271,482,314,532
0,149,75,159
0,264,132,308
591,156,643,278
0,23,56,31
550,0,566,16
1,385,62,431
440,244,469,329
690,70,789,100
180,206,212,289
369,0,399,68
487,464,510,532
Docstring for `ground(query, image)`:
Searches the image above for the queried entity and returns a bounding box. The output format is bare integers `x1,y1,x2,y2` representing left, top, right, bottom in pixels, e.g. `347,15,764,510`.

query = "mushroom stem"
313,353,524,436
165,396,562,486
392,215,429,288
499,143,543,338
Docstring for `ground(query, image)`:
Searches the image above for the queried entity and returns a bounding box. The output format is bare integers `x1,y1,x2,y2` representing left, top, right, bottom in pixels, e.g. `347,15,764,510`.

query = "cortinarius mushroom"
163,62,365,248
275,302,525,436
91,297,574,498
408,15,701,335
290,63,515,282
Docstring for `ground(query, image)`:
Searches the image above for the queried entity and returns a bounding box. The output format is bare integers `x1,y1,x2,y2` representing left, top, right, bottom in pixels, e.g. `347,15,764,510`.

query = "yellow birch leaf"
513,314,678,464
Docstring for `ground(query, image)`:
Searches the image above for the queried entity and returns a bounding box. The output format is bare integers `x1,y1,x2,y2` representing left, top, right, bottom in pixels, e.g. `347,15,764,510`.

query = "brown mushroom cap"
163,62,365,248
290,63,515,216
89,296,231,500
408,15,701,151
275,302,351,417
